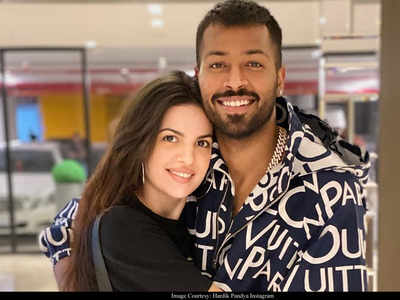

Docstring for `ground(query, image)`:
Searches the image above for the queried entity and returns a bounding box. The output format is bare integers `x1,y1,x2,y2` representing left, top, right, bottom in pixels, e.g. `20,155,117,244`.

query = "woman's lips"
167,169,194,183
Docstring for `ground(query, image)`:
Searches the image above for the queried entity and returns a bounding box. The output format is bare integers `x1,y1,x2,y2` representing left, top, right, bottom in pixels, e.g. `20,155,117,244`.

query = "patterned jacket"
183,97,370,291
39,97,370,292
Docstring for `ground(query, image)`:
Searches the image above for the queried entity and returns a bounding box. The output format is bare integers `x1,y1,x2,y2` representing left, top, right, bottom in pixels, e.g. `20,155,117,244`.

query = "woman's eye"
197,140,210,148
162,135,177,143
210,63,225,69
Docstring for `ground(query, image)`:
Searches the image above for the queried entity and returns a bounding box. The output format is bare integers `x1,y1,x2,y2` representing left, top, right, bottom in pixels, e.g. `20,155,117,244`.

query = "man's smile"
216,96,256,114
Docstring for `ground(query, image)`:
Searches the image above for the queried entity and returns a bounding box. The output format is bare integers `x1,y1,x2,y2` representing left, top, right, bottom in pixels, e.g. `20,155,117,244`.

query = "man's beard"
203,89,276,139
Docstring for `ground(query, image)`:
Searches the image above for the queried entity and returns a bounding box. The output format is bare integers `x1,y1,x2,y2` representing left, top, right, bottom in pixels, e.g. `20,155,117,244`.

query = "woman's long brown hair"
62,70,203,291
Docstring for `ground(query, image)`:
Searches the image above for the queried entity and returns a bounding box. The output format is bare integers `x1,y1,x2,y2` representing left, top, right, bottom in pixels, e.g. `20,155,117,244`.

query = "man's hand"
53,256,72,291
208,282,223,292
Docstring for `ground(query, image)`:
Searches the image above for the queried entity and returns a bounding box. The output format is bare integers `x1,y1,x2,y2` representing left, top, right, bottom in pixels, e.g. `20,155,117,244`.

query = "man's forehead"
203,23,270,38
200,24,274,57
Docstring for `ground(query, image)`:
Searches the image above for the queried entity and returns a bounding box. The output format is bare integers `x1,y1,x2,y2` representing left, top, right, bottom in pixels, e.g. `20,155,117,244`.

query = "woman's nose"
177,145,194,165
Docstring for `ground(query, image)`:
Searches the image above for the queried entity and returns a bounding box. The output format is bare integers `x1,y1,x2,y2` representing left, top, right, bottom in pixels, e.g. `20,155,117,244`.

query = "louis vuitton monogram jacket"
183,97,370,291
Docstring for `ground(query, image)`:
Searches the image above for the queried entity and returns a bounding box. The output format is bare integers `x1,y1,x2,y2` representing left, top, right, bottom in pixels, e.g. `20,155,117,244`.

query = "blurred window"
0,149,55,172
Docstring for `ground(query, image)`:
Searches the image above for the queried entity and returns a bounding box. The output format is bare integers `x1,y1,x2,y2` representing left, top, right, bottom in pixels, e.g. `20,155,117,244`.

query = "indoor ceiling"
0,0,380,96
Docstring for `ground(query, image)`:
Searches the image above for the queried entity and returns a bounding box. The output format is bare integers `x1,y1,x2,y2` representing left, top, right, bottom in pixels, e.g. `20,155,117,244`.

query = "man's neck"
216,118,277,215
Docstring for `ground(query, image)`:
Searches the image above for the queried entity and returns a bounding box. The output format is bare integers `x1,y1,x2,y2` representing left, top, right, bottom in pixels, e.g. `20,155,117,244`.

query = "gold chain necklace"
267,126,287,172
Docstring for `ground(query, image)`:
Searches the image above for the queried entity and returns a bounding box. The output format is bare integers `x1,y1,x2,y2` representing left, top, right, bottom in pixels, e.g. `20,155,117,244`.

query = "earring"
141,162,145,184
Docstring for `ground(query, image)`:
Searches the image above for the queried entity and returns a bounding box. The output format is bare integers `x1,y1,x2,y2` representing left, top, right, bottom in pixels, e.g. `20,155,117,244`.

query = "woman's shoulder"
99,204,179,263
100,204,154,235
103,204,143,219
99,205,158,255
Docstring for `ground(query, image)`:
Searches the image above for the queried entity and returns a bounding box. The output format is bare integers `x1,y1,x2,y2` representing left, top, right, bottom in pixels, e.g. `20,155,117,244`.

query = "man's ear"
194,66,199,77
277,66,286,96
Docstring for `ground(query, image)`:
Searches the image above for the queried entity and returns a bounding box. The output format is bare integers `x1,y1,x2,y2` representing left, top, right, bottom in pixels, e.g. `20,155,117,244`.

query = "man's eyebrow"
204,50,227,58
245,49,268,57
205,49,268,58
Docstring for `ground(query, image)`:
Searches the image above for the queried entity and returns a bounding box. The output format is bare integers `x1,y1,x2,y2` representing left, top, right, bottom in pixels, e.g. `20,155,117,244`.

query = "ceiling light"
151,18,164,29
147,4,163,16
120,68,130,76
158,57,167,69
85,40,97,49
311,50,322,59
1,72,19,85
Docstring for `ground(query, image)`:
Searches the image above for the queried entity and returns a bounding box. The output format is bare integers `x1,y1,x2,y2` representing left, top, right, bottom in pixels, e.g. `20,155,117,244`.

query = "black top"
99,198,212,292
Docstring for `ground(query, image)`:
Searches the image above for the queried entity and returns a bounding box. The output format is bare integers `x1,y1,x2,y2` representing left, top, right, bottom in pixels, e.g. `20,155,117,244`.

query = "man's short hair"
196,0,282,69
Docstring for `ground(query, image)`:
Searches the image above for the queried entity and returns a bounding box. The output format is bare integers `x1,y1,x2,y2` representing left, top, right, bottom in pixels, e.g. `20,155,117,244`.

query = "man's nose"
224,68,248,90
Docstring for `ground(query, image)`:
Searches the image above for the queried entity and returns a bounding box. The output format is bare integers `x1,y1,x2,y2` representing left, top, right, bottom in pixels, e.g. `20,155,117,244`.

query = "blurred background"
0,0,398,292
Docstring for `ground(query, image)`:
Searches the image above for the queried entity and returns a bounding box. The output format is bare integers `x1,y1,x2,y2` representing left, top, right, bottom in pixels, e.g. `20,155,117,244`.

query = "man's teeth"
170,170,192,178
222,100,251,107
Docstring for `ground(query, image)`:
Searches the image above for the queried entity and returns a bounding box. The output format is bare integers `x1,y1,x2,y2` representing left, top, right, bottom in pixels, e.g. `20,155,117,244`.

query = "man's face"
196,24,285,139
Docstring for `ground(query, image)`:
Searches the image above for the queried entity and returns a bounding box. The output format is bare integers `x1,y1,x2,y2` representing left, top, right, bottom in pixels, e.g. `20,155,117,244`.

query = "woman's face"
144,103,213,202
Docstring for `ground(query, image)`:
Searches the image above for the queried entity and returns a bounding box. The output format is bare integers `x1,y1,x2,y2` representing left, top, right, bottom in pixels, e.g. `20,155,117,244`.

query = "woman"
62,71,214,291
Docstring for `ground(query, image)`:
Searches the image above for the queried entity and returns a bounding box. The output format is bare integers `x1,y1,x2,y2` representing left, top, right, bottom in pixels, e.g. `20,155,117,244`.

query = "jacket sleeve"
280,193,368,291
38,197,80,265
279,170,368,292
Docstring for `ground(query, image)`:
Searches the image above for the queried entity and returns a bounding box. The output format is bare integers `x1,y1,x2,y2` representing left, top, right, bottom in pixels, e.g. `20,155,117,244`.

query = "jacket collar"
207,97,302,234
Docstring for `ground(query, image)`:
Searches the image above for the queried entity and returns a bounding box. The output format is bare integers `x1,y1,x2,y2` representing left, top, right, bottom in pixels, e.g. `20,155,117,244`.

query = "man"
40,0,370,292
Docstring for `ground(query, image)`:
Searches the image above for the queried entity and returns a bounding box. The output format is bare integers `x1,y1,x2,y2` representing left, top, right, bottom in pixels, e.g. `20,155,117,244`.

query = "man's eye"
197,140,210,148
247,62,263,68
162,135,177,142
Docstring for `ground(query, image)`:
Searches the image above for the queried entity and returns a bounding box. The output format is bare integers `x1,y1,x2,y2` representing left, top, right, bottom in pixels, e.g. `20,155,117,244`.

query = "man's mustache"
211,89,260,103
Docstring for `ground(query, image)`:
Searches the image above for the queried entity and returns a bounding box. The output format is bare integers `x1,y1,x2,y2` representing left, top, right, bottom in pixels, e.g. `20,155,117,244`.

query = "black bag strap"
91,214,113,291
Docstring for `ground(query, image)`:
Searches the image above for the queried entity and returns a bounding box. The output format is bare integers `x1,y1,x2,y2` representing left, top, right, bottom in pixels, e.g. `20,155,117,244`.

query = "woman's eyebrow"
198,134,213,139
159,128,213,139
159,128,183,136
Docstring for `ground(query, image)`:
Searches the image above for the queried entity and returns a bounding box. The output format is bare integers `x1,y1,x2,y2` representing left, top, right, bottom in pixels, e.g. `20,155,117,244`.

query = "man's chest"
189,192,306,291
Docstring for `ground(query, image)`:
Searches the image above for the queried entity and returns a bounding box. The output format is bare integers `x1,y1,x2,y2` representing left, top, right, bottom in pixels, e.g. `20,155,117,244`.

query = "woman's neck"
135,188,186,220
